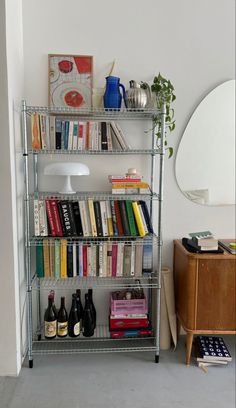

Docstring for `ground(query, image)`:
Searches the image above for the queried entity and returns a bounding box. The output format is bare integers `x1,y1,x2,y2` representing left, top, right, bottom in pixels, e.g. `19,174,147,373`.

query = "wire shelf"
32,275,160,290
29,191,159,201
25,106,160,120
32,324,156,355
29,234,160,246
29,148,161,155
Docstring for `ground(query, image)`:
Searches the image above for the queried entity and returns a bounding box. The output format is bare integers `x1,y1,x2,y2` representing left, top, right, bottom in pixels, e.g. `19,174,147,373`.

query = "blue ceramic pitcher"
103,76,127,109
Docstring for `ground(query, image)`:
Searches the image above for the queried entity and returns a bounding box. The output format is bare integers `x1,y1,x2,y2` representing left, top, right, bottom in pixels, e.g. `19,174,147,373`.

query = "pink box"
110,294,147,315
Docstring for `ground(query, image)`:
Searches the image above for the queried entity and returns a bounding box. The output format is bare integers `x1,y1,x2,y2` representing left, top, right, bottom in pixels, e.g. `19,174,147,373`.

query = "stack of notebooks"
195,336,232,368
189,231,218,251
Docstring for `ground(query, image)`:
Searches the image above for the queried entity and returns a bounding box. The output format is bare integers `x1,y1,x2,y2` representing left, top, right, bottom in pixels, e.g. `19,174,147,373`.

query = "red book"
114,201,124,236
83,244,87,276
45,199,56,236
50,200,63,236
111,244,118,277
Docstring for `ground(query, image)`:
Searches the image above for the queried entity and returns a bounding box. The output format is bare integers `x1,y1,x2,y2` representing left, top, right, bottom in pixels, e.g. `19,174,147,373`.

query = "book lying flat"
195,336,232,361
218,241,236,255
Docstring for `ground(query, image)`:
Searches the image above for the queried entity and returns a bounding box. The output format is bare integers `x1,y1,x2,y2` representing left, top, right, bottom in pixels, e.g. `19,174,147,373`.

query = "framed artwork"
48,54,93,108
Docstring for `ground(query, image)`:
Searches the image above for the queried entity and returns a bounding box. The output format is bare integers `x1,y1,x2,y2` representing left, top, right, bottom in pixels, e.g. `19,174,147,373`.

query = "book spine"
123,244,132,277
49,241,55,277
134,243,143,277
101,121,108,150
64,120,69,150
45,199,57,236
31,113,41,150
78,244,83,277
34,199,40,236
38,200,48,236
61,120,65,149
45,115,50,149
111,243,118,277
106,201,114,236
130,243,135,276
106,122,113,151
39,115,47,149
68,120,74,150
36,241,44,278
59,201,77,236
88,198,97,237
125,200,137,236
132,202,146,237
71,201,83,236
116,242,124,277
100,200,108,236
49,116,55,150
60,239,67,278
79,201,90,237
114,200,124,236
98,244,104,277
86,245,92,277
72,120,78,150
93,201,103,237
50,200,63,236
138,203,148,234
55,118,62,149
110,122,126,150
110,200,118,236
67,244,73,277
83,244,87,277
43,238,50,278
139,201,153,233
114,122,130,149
54,239,61,278
118,200,130,236
142,242,153,273
57,201,67,236
106,243,112,277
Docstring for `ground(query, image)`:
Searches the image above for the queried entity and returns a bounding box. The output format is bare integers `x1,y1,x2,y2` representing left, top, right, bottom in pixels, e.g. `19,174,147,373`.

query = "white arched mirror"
176,80,235,205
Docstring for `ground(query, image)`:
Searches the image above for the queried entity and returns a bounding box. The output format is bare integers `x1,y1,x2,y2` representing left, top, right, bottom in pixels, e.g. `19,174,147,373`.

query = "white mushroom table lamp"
44,162,90,194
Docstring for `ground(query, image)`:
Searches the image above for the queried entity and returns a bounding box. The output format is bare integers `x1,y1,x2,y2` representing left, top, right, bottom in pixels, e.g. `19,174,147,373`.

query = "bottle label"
74,322,80,336
57,321,68,336
44,320,56,337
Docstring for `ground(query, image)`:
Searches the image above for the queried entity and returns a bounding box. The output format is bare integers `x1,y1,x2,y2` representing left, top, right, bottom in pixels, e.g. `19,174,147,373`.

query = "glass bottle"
57,296,68,337
68,294,81,337
76,289,84,319
44,295,57,339
83,293,95,337
49,290,58,318
88,289,96,329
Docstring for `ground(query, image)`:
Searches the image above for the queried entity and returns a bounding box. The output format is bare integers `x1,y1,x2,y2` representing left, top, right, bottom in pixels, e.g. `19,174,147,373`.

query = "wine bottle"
68,294,81,337
44,294,57,339
49,290,58,317
76,289,84,318
83,293,95,337
88,289,96,329
57,296,68,337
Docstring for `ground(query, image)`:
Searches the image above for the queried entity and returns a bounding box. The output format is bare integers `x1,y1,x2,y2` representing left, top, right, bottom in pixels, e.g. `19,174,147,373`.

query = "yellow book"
106,201,114,236
132,202,146,237
43,238,50,278
88,199,97,237
112,182,149,189
60,239,67,278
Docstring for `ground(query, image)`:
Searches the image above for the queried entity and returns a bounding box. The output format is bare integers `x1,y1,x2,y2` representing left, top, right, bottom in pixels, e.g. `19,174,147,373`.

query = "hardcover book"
55,118,62,149
36,241,44,278
31,113,41,150
195,336,232,361
118,200,130,236
94,201,103,237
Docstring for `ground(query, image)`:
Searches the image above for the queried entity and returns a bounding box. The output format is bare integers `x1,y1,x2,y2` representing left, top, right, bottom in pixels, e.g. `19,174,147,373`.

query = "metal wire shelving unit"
22,102,166,367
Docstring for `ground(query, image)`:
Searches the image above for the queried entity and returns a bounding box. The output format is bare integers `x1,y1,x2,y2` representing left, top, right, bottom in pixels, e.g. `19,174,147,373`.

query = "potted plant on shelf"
142,73,176,158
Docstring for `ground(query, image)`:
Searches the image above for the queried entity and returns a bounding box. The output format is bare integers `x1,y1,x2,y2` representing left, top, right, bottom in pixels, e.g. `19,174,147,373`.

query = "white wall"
0,0,25,376
22,0,235,265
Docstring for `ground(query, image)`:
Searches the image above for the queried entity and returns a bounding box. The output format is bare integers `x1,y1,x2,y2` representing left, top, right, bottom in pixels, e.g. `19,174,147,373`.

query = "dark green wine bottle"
44,295,57,339
83,293,94,337
57,296,68,337
68,294,81,337
88,289,96,329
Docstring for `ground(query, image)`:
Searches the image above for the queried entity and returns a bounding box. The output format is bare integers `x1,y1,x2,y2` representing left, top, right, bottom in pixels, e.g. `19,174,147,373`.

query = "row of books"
36,239,153,278
31,113,130,151
195,336,232,369
34,199,153,238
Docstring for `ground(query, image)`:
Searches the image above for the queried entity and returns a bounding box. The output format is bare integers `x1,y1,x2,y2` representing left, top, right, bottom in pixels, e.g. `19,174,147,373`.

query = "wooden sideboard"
173,239,236,365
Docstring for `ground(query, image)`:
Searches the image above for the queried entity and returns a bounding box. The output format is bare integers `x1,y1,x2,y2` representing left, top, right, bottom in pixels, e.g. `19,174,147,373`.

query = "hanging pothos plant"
142,73,176,158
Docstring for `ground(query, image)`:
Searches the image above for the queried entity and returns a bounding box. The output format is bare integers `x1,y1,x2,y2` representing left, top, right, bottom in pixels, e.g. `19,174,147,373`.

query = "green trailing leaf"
167,147,173,158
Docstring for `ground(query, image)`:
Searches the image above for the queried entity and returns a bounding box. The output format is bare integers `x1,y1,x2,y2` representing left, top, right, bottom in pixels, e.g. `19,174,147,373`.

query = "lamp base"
59,176,76,194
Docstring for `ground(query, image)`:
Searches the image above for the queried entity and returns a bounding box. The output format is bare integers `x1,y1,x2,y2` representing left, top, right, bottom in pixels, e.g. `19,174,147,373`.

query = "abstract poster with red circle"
48,54,93,108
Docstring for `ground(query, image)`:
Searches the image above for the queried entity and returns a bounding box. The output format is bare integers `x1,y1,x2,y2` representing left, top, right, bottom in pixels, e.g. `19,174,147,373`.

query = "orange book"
31,113,41,150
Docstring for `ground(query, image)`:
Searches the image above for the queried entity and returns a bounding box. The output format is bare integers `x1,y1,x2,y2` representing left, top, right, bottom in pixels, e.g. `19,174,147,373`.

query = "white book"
73,243,77,277
130,243,135,276
79,201,90,236
100,201,108,236
116,243,124,277
90,245,97,277
34,199,40,236
106,123,113,151
138,203,148,234
134,243,143,277
49,116,55,150
87,245,92,276
98,243,107,277
38,200,48,236
68,120,74,150
106,242,112,277
89,121,98,150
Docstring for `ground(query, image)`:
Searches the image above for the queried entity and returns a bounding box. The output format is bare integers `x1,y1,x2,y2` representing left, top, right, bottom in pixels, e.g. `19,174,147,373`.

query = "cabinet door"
197,259,236,330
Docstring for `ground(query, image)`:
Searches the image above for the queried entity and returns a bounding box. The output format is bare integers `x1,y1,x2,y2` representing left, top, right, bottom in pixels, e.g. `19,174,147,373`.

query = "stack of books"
109,290,152,339
189,231,218,251
195,336,232,368
31,114,130,151
109,174,150,195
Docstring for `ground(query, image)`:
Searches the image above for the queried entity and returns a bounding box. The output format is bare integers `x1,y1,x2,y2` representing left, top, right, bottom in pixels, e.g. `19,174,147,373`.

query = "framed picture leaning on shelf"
48,54,93,109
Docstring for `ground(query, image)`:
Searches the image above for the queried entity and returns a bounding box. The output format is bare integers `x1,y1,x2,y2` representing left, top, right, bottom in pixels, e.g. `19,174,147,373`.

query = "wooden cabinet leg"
177,318,181,342
186,332,193,365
